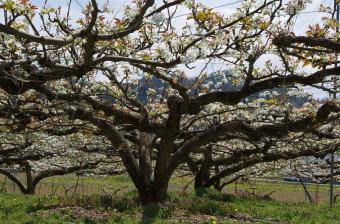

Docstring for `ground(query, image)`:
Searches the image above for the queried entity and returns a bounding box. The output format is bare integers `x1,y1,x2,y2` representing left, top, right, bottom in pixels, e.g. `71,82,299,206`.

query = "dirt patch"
38,205,112,221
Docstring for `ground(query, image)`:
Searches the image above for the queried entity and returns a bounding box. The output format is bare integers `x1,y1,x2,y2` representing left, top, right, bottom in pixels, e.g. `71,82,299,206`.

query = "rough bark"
194,147,212,190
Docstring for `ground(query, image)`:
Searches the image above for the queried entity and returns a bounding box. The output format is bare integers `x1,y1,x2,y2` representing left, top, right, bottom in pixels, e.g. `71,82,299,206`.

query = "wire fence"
0,179,133,196
0,174,339,204
228,178,340,204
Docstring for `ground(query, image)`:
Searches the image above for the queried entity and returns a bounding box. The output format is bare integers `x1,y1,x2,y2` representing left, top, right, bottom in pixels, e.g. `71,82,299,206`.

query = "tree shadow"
141,203,160,224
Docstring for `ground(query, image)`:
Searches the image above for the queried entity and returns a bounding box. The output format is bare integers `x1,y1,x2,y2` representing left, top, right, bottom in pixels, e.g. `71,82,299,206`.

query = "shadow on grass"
141,203,161,224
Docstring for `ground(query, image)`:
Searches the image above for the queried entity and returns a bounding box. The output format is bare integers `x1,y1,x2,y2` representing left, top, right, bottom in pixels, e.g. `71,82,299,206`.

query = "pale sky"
29,0,333,31
16,1,340,98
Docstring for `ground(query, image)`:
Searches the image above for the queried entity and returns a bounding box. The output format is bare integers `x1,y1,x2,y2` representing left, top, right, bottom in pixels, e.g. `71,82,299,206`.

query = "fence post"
82,176,84,196
315,183,319,204
234,180,237,194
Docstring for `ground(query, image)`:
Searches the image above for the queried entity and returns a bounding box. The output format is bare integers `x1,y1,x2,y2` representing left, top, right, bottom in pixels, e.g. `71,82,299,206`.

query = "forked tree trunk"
120,132,173,205
23,185,36,194
138,182,169,205
139,171,172,205
0,164,38,195
23,163,36,194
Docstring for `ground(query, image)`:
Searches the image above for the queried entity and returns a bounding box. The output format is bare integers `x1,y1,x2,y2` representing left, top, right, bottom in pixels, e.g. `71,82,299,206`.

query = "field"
0,175,340,223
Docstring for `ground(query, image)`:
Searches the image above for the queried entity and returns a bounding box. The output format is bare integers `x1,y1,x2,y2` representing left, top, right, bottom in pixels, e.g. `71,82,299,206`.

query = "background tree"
0,130,120,194
189,133,339,191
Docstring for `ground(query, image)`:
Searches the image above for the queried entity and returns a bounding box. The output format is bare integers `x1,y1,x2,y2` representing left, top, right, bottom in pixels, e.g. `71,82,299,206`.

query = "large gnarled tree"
0,0,339,204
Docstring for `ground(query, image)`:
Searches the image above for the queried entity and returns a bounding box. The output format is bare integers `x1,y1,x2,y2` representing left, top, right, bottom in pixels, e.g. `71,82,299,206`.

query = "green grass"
1,174,339,223
0,189,339,224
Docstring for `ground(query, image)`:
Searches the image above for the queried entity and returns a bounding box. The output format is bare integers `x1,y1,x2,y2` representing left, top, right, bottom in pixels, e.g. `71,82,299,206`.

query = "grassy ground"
0,189,339,224
1,175,340,223
1,174,339,204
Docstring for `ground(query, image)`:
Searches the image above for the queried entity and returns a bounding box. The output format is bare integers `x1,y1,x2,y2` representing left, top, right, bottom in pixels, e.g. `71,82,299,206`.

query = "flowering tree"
188,132,339,190
0,0,339,204
0,130,119,194
285,153,340,184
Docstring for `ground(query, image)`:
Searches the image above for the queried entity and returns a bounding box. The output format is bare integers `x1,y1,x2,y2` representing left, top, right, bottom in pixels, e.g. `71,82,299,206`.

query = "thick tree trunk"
213,166,222,191
22,185,36,194
121,139,172,205
139,184,168,205
139,132,153,187
194,172,208,190
138,173,171,205
23,163,36,194
194,147,212,192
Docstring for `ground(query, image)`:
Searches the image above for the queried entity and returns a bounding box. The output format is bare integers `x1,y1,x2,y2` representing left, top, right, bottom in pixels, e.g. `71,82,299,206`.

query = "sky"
28,0,333,32
19,1,340,98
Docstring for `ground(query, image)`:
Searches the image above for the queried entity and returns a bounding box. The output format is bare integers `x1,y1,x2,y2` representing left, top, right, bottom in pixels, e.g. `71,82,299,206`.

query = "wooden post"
82,176,84,196
315,183,319,204
234,180,237,194
294,166,314,204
